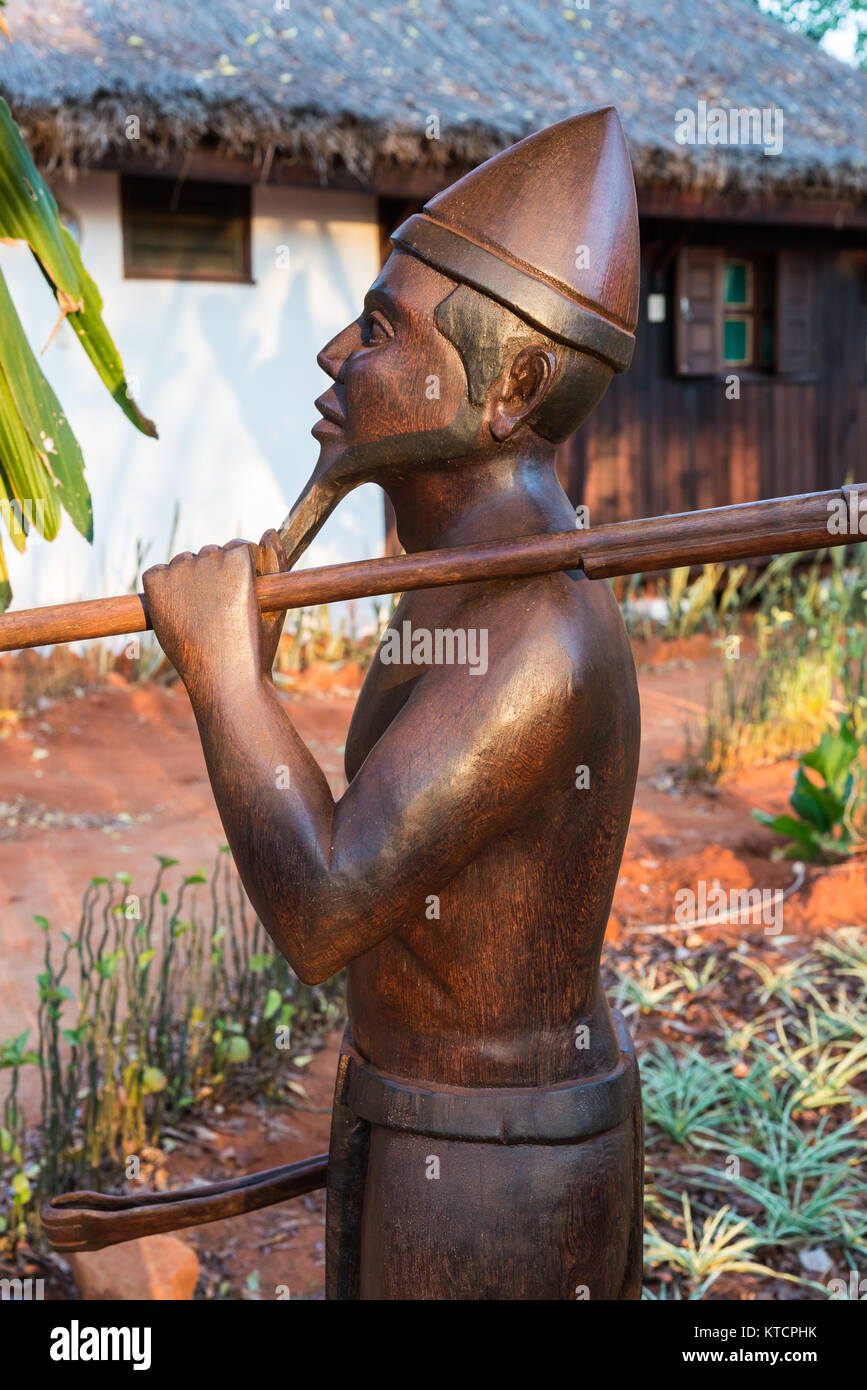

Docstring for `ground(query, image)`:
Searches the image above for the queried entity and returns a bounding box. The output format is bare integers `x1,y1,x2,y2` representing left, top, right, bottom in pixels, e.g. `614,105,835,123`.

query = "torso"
343,568,640,1088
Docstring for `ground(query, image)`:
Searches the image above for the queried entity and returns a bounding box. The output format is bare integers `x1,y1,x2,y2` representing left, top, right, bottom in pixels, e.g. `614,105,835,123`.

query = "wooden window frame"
121,175,253,284
721,254,775,372
722,257,754,310
676,244,813,378
675,245,723,376
722,311,754,368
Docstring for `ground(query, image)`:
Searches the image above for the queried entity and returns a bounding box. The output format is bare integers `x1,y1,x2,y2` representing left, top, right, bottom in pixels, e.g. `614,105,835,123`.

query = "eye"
362,309,394,346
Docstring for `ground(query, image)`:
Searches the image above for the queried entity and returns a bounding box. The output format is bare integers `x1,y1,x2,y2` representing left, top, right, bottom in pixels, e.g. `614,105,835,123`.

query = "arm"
144,540,580,983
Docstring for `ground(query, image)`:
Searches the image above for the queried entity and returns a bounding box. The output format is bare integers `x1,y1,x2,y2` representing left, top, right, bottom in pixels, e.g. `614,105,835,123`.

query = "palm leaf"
0,97,156,438
0,357,61,542
0,271,92,540
0,99,81,302
54,226,157,439
0,532,10,613
0,97,158,610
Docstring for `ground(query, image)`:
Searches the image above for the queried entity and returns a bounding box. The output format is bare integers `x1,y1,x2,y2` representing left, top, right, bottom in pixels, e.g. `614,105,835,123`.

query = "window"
720,256,777,370
721,259,753,366
676,247,813,375
121,176,252,282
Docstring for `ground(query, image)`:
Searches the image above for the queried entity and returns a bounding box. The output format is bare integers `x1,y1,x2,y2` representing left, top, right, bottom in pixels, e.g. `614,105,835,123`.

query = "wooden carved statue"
47,107,645,1299
138,105,642,1300
31,106,863,1298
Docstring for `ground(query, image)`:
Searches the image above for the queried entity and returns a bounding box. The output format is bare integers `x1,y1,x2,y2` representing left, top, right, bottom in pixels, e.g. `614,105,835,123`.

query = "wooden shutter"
675,247,723,375
776,251,816,374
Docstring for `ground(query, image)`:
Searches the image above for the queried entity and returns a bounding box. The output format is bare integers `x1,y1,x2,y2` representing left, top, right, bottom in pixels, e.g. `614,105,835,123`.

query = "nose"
317,321,361,383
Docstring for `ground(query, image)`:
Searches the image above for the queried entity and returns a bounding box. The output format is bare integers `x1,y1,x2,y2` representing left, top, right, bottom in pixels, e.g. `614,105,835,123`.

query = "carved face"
310,250,486,490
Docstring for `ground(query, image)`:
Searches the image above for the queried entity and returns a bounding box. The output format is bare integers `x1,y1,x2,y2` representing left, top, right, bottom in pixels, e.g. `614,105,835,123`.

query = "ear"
489,345,557,441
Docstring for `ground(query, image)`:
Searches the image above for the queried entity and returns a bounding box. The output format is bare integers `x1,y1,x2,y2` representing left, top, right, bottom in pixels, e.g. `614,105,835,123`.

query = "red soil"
0,651,863,1298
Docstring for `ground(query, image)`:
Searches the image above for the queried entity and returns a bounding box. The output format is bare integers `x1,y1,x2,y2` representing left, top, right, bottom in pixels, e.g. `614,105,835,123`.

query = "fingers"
142,551,194,586
226,532,288,576
170,540,257,567
224,537,261,569
258,528,289,576
145,540,276,588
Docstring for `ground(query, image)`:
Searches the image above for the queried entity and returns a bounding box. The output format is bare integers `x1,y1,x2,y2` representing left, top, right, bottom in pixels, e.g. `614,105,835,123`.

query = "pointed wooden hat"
391,106,639,373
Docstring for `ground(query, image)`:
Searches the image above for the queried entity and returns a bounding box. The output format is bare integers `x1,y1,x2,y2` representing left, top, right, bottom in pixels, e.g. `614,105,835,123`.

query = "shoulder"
447,568,628,692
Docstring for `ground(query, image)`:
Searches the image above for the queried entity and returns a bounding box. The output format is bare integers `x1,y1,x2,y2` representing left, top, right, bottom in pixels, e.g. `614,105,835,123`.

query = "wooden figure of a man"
143,106,643,1300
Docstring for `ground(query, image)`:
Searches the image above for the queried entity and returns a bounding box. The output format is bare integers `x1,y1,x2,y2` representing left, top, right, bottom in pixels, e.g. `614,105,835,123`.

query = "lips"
314,387,346,428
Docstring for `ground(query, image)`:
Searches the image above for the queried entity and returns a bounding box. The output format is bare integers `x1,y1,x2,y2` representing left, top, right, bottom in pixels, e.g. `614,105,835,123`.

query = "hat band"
391,213,635,373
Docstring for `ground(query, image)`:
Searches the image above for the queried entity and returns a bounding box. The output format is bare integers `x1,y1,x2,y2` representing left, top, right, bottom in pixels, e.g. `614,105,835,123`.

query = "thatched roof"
1,0,865,198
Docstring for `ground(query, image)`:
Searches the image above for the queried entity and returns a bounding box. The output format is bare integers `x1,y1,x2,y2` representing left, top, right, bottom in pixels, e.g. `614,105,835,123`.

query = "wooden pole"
0,485,863,654
41,1153,328,1252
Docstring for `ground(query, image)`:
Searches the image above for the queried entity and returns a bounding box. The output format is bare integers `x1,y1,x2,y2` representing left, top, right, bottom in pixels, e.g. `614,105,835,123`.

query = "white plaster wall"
0,173,385,630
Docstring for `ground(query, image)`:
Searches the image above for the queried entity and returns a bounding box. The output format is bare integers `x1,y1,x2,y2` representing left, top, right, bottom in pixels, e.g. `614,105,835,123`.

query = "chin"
311,421,346,462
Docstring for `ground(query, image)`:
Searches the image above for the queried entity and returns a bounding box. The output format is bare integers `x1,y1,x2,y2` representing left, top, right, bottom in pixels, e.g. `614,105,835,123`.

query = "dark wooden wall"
557,222,867,524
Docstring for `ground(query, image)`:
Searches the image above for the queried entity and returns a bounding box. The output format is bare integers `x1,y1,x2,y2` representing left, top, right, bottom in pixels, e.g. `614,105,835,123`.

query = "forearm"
186,665,350,981
143,540,421,980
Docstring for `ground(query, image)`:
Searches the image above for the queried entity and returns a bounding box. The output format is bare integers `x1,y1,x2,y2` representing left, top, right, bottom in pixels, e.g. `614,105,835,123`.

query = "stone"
799,1247,832,1275
69,1234,198,1300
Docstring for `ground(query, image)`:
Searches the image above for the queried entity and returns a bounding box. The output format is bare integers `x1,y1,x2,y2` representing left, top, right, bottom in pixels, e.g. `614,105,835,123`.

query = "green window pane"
723,262,748,305
724,318,749,362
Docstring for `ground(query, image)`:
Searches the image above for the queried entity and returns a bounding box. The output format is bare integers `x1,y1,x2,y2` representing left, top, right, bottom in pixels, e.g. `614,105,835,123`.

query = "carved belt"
337,1010,637,1145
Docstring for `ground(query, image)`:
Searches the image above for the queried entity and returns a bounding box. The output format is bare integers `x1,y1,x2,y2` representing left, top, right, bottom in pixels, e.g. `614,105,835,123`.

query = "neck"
383,440,576,553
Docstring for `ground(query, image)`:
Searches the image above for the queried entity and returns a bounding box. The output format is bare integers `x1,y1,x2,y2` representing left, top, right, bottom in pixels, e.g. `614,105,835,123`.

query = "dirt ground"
0,647,864,1298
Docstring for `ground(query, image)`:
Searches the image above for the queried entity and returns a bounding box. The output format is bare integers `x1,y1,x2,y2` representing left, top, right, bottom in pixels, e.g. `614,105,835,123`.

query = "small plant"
726,1021,867,1117
0,1029,38,1247
644,1194,791,1299
275,598,391,677
754,718,867,861
685,547,867,783
0,851,345,1252
694,1102,867,1254
640,1043,733,1148
732,950,827,1012
671,954,726,995
816,927,867,990
612,962,683,1017
630,926,867,1297
620,562,750,643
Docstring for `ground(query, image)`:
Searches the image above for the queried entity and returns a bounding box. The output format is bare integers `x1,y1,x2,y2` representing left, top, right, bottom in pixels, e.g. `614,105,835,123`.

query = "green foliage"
620,563,749,643
0,851,344,1252
750,0,867,68
754,717,867,860
644,1195,793,1300
640,1043,734,1147
0,99,156,609
612,961,683,1017
679,546,867,781
0,1027,37,1246
631,928,867,1297
274,597,393,676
